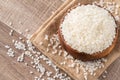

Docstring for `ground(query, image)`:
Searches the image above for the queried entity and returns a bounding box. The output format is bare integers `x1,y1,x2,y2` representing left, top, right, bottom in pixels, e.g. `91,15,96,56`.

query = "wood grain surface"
0,0,120,80
0,21,68,80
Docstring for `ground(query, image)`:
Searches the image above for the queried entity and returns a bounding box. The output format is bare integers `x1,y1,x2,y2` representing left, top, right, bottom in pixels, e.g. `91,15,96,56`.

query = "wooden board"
0,1,74,80
0,21,36,80
0,21,70,80
0,0,120,80
31,0,120,80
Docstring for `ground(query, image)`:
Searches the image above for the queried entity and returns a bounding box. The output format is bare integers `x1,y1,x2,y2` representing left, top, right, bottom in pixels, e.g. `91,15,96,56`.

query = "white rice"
60,4,117,54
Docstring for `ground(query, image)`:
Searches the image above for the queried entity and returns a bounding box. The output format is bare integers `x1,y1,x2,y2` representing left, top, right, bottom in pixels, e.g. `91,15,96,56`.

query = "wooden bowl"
58,5,119,61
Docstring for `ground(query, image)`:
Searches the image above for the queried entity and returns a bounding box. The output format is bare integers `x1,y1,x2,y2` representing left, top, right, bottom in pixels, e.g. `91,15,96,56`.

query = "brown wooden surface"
0,0,120,80
0,21,67,80
0,22,35,80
